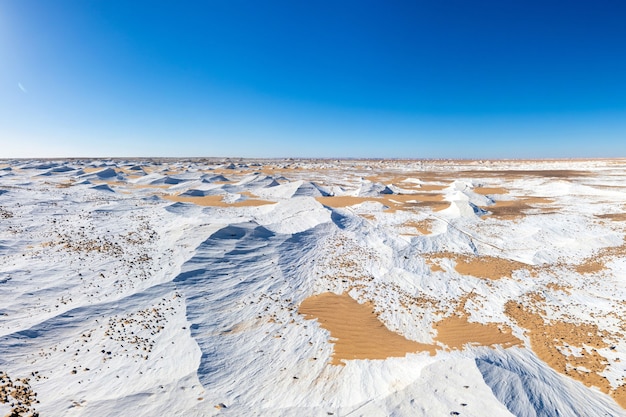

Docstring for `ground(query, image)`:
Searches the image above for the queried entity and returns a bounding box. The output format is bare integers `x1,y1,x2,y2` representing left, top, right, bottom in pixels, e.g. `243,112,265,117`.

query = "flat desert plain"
2,158,626,416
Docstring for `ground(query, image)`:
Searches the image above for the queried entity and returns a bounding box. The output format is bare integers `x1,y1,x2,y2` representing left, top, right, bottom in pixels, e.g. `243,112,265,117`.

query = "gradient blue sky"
2,0,625,158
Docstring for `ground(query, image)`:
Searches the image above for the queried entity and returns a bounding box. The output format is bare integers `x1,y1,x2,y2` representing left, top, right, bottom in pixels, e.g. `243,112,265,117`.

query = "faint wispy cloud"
18,82,28,94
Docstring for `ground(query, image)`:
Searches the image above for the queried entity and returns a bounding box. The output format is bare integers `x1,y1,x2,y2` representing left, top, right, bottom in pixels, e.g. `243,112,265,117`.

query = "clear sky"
2,0,625,158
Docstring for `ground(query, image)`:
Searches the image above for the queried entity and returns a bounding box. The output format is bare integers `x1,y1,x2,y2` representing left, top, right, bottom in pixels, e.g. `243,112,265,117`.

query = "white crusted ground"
1,158,626,416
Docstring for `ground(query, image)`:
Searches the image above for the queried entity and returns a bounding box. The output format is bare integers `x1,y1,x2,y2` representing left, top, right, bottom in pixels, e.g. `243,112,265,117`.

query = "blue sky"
2,0,625,158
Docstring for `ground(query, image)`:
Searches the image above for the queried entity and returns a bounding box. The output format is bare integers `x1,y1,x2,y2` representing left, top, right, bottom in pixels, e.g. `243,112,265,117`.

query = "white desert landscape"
2,157,626,417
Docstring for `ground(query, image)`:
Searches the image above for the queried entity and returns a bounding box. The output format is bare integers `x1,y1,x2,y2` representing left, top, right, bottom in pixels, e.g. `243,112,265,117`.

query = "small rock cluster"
0,371,39,417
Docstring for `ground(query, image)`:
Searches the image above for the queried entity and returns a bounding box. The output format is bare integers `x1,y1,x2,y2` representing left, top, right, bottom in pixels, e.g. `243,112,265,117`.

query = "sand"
81,167,106,174
383,193,449,212
434,315,521,350
505,299,626,407
97,181,171,190
425,259,445,272
316,194,449,212
482,196,556,220
315,196,375,208
259,165,286,175
473,186,508,195
429,253,531,280
299,292,523,365
402,220,433,235
576,240,626,274
299,292,437,365
364,175,450,191
359,213,376,221
461,169,592,178
415,183,449,192
596,213,626,222
162,193,276,207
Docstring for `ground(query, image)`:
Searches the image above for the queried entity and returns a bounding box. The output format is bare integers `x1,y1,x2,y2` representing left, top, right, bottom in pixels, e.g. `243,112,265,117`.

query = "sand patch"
482,196,556,220
383,195,450,213
363,175,406,185
260,164,306,175
299,292,436,365
575,239,626,274
545,282,572,295
385,193,445,204
473,186,508,195
402,220,433,235
434,315,521,350
364,175,449,192
99,181,171,190
575,259,605,274
425,259,444,272
613,386,626,409
504,300,625,405
115,167,146,176
429,253,531,280
596,213,626,222
416,183,448,192
359,213,376,221
316,194,449,212
461,169,592,179
315,196,374,208
82,166,106,174
392,196,450,212
56,180,75,188
162,193,275,207
128,183,171,190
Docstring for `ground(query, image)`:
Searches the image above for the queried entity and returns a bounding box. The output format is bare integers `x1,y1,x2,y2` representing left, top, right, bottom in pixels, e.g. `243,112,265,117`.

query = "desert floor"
2,158,626,416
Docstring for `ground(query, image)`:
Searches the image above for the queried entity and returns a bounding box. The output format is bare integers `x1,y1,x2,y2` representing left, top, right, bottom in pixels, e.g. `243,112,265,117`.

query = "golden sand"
162,193,275,207
402,220,433,235
504,300,626,407
299,292,524,365
315,196,373,208
362,175,406,184
545,282,572,294
425,259,445,272
115,167,144,175
575,259,605,274
82,167,106,174
299,292,436,365
473,186,508,195
56,181,75,188
98,181,171,190
416,183,448,192
364,175,450,192
461,169,592,179
434,315,521,350
428,253,530,280
596,213,626,222
575,240,626,274
384,194,448,212
260,164,305,174
316,194,449,212
482,196,555,220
